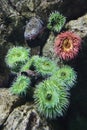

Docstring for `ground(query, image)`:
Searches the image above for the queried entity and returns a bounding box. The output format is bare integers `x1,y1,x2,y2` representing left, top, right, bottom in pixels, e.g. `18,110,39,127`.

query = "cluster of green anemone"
5,46,77,119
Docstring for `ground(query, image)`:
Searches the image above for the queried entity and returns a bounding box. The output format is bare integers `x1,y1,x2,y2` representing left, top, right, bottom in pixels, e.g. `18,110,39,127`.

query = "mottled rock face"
43,32,55,58
0,89,19,126
0,89,52,130
0,0,87,46
65,14,87,38
2,104,51,130
43,32,61,64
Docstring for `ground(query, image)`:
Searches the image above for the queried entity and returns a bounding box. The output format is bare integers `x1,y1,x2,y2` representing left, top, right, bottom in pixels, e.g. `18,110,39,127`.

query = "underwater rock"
43,32,61,65
24,17,44,41
2,104,52,130
0,89,52,130
0,0,87,47
35,0,63,20
24,17,49,55
0,89,20,126
65,13,87,38
43,32,55,58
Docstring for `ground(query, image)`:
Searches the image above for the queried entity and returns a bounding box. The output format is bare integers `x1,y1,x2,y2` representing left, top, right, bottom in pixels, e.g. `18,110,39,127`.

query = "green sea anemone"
47,11,66,32
53,65,77,89
5,46,30,72
20,59,33,72
34,79,69,119
10,75,31,95
32,55,58,76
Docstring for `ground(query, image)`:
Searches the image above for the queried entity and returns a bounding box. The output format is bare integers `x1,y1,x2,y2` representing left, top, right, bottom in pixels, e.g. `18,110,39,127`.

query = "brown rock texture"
65,13,87,38
0,89,52,130
2,104,51,130
0,89,20,126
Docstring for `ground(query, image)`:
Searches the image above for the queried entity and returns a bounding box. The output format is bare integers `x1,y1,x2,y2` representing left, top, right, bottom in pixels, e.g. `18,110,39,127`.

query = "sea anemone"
52,65,77,90
5,46,30,72
20,59,33,72
34,79,69,119
10,75,30,95
54,31,81,60
32,55,58,76
47,11,66,32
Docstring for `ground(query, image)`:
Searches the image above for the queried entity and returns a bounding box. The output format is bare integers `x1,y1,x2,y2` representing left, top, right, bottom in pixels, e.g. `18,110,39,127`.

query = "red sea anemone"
54,31,81,60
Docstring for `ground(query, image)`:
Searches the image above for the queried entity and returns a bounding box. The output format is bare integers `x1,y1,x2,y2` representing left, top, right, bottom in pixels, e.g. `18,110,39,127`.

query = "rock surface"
65,13,87,38
43,32,61,65
0,89,52,130
0,0,87,45
2,104,51,130
43,32,55,58
0,89,20,126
